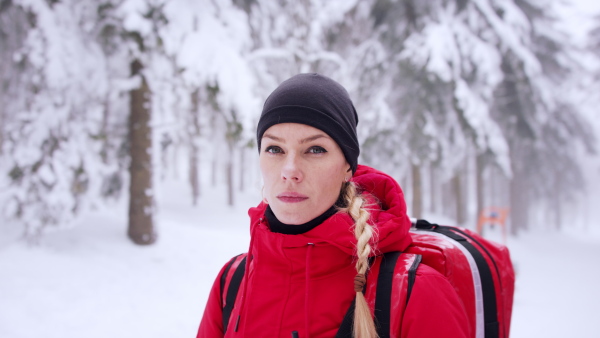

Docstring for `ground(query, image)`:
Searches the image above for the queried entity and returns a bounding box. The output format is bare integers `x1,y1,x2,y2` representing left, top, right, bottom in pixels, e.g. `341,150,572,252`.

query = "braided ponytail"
338,182,379,338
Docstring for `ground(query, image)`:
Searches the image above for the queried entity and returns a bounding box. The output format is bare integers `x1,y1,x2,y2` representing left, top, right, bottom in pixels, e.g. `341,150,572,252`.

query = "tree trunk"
209,100,219,188
488,166,496,209
430,165,437,214
128,59,156,245
0,4,29,156
476,154,485,220
100,96,111,164
226,155,234,206
239,145,245,192
452,171,466,225
212,157,218,187
509,171,528,236
189,88,200,205
442,179,453,220
411,163,422,218
554,172,562,230
0,97,4,156
189,145,200,205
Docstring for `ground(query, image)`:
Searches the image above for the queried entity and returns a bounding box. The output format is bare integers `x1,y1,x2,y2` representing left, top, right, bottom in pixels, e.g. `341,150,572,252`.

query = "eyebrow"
300,134,328,144
262,133,330,144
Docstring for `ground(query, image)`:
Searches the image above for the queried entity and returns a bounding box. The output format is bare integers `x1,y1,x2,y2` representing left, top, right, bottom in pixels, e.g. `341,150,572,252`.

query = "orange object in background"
477,207,510,243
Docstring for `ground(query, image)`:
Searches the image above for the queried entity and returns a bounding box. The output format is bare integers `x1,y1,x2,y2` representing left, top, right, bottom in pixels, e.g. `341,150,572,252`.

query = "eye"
307,146,327,154
265,145,283,154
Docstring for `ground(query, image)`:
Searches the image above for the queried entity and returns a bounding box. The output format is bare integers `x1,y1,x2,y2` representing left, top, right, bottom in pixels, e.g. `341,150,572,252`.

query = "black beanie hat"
256,73,360,173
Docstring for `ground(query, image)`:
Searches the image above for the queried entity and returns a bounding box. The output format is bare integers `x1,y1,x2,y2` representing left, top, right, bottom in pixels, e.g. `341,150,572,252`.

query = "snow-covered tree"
0,0,257,242
0,0,113,239
158,0,256,206
325,0,513,222
589,13,600,91
490,0,596,233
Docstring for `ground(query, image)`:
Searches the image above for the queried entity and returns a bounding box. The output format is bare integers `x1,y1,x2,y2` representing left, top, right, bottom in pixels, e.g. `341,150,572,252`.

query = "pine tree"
491,0,596,233
119,0,170,244
326,0,512,222
0,0,113,239
322,0,596,229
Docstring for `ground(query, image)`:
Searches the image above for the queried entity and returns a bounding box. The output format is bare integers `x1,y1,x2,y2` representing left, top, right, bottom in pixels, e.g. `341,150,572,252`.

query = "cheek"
259,158,276,192
321,168,344,183
331,160,349,181
259,155,269,178
317,164,347,196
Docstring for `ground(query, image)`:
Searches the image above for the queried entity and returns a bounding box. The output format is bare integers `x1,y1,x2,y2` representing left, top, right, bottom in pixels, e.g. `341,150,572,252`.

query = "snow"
556,0,600,46
0,181,255,338
510,230,600,337
472,0,541,77
1,180,599,338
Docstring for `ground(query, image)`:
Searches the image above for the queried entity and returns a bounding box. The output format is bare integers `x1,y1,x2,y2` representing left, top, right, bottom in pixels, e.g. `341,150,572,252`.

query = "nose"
281,153,303,182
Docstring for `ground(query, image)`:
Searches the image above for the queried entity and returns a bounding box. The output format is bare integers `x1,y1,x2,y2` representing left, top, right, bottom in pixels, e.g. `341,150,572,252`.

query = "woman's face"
260,123,351,225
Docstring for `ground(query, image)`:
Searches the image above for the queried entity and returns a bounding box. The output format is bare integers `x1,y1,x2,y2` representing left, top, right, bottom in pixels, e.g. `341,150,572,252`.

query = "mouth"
276,192,309,203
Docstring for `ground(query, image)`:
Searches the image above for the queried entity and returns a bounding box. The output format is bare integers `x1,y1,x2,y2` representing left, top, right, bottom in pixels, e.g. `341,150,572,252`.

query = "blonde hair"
338,181,379,338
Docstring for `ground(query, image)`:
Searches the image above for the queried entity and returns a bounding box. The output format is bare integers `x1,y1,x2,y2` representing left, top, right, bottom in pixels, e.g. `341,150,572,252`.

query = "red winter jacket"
197,165,470,338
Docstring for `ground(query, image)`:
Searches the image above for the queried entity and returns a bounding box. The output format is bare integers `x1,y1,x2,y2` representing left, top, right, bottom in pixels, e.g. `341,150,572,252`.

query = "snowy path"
509,231,600,337
0,188,253,338
1,187,599,337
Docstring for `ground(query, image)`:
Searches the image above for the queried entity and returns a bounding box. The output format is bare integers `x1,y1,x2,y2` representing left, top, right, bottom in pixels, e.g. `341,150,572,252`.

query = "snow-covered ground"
1,181,599,338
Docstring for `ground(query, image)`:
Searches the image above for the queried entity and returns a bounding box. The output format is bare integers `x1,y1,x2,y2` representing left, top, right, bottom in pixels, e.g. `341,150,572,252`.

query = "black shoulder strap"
222,256,247,334
220,254,242,297
374,251,402,338
336,251,419,338
406,253,422,306
335,299,355,338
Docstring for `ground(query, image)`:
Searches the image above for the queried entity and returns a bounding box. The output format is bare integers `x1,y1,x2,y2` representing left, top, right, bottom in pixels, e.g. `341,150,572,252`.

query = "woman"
197,74,469,338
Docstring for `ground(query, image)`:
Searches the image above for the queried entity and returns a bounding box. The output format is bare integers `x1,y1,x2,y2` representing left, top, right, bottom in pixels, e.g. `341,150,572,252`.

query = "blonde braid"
339,182,379,338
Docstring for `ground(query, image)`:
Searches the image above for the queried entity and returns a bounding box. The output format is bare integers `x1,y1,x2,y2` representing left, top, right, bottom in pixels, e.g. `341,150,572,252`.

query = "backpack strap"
374,251,402,337
406,253,422,306
336,251,422,338
220,254,242,296
220,254,247,334
335,299,356,338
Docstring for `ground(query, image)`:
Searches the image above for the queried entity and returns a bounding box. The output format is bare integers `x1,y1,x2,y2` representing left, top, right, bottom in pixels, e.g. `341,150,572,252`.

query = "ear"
345,165,353,181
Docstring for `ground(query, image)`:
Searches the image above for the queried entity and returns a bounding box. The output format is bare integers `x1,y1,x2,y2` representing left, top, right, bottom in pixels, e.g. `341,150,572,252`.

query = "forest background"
2,0,600,243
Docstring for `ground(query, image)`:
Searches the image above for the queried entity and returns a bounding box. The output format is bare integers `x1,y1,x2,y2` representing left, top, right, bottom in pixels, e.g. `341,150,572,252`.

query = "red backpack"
407,219,515,338
218,219,515,338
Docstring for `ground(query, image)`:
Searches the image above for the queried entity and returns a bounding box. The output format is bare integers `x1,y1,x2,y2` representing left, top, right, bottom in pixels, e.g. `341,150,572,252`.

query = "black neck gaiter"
266,205,338,235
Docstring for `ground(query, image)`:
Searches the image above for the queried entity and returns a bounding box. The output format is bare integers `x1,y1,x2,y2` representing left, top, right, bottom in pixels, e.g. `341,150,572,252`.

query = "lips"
276,192,309,203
